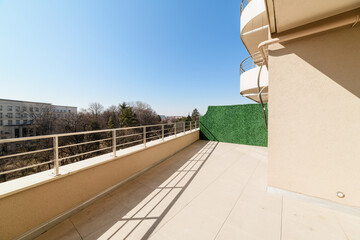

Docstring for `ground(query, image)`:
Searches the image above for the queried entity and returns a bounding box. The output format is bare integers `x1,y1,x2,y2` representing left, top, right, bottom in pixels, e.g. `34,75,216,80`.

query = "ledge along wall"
200,104,268,147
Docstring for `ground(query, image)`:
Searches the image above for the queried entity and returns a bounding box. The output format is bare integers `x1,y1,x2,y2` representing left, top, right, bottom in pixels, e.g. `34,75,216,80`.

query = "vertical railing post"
162,125,164,142
112,129,116,157
174,122,177,137
183,121,185,134
190,121,192,132
53,136,59,176
143,126,146,147
195,121,197,129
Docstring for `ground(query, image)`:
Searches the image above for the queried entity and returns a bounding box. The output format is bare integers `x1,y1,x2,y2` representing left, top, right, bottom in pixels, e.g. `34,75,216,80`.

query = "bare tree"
130,101,160,125
88,102,104,118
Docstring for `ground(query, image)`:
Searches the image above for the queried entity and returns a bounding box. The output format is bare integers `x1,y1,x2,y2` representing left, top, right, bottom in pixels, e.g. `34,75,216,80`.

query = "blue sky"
0,0,252,116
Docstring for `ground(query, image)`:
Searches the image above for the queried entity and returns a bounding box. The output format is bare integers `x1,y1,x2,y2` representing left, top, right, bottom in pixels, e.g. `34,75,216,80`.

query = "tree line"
0,101,201,182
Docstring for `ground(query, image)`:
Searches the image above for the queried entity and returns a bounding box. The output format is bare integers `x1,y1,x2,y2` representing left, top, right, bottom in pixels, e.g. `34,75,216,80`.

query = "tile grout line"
106,142,217,239
334,213,350,240
149,144,246,236
145,142,222,236
213,159,262,240
280,196,283,240
69,218,84,240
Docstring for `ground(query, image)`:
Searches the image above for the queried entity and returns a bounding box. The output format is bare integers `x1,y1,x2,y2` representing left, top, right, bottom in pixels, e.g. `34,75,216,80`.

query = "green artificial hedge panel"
199,104,268,147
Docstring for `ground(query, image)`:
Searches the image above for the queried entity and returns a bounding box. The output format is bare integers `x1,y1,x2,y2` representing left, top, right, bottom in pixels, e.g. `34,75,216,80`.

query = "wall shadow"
270,25,360,99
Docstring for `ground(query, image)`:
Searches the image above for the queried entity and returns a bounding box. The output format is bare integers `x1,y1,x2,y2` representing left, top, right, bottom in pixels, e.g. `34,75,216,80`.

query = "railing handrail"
240,0,249,16
0,121,194,144
240,50,268,74
0,120,199,179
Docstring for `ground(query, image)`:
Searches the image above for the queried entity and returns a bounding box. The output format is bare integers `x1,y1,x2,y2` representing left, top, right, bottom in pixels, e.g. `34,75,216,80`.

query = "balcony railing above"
240,50,268,74
240,0,249,16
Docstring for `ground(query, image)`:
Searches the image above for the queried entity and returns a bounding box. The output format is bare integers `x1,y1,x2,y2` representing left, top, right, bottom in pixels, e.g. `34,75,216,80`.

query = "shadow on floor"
38,140,218,240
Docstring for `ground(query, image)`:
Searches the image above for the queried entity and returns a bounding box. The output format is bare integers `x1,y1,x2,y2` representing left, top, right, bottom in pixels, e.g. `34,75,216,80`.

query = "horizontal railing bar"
58,137,112,149
0,121,199,177
0,122,194,144
59,146,113,161
116,139,143,147
146,129,161,134
116,133,143,139
0,160,54,176
0,147,54,160
146,135,161,141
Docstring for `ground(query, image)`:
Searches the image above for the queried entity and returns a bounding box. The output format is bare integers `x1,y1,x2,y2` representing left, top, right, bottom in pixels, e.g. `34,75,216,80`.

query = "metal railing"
0,121,199,182
240,0,249,16
240,51,268,74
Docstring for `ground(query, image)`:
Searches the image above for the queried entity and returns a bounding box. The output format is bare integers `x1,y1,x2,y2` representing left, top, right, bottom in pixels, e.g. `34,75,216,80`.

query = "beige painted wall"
0,131,199,240
268,26,360,207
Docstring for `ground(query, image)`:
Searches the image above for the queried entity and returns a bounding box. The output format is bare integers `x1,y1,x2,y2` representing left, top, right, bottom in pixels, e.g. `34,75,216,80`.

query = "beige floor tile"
35,219,81,240
70,194,129,238
335,211,360,240
35,141,359,240
150,205,224,240
282,197,348,240
110,180,155,209
216,199,282,240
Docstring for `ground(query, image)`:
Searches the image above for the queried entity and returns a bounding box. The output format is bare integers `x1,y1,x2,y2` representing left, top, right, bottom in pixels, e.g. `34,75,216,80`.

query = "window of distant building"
16,120,20,125
30,107,33,112
35,107,39,112
7,113,13,118
23,106,27,111
22,113,28,118
30,120,34,124
16,106,20,111
16,113,20,118
23,120,27,124
8,120,12,125
0,113,2,118
0,120,2,126
0,105,2,111
7,106,12,111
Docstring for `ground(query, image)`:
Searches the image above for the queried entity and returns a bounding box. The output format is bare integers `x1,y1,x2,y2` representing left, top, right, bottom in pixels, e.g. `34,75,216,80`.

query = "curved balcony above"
240,0,269,56
240,54,268,103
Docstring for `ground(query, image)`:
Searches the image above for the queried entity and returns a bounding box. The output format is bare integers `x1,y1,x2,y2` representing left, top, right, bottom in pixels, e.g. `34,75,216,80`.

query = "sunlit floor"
36,140,360,240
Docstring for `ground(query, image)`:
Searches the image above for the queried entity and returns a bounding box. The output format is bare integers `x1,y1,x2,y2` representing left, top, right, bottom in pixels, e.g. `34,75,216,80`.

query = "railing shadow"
53,140,219,240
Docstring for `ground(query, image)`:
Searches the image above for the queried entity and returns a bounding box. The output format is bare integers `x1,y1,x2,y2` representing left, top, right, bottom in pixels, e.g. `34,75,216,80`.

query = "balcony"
1,116,360,239
30,141,360,239
240,0,269,56
240,52,268,103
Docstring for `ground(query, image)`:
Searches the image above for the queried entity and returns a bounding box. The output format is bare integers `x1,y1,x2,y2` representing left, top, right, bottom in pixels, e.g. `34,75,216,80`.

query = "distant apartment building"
0,99,77,139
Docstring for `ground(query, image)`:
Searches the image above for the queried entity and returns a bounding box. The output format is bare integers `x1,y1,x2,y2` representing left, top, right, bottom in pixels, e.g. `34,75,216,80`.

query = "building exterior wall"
267,26,360,207
0,99,77,139
0,131,199,240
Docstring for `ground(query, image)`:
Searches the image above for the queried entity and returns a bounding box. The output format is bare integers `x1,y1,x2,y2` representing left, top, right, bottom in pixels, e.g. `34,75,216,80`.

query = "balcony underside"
240,0,269,56
36,141,360,240
240,66,269,103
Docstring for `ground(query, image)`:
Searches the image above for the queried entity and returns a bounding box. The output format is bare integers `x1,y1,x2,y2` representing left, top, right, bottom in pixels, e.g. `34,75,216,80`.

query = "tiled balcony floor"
36,140,360,240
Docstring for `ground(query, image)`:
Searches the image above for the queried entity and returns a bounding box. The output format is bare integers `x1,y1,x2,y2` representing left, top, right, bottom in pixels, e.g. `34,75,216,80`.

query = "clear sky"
0,0,253,116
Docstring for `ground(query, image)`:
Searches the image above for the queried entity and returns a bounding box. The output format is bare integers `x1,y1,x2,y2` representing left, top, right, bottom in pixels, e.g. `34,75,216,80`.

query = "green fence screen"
199,104,268,147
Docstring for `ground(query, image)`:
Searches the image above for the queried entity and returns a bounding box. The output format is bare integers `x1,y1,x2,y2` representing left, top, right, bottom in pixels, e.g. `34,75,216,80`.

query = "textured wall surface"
267,26,360,207
200,104,268,147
